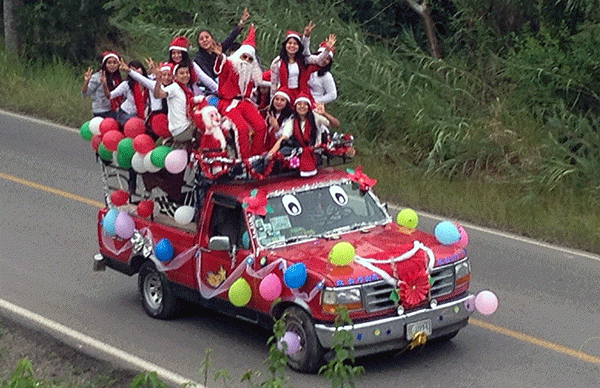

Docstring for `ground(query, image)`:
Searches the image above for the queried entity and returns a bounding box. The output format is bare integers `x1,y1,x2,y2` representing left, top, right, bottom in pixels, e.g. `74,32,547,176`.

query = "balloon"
329,242,355,266
91,134,102,151
131,152,147,173
110,190,129,206
89,117,104,136
464,295,476,312
116,151,133,169
102,130,125,151
434,221,461,245
97,143,113,161
143,152,161,173
117,138,135,159
259,273,282,301
155,238,174,262
133,134,155,154
174,205,195,224
150,113,170,138
150,145,172,168
137,200,154,218
123,117,146,138
455,222,469,248
164,149,188,174
207,95,220,107
115,211,135,239
284,263,307,289
99,117,120,135
228,278,252,307
278,331,301,355
102,209,119,236
475,290,498,315
80,121,93,141
396,208,419,229
241,231,250,249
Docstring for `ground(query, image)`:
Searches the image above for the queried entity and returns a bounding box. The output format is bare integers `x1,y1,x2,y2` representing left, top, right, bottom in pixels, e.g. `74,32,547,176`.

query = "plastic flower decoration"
242,189,273,216
347,166,377,192
399,270,431,309
290,156,300,169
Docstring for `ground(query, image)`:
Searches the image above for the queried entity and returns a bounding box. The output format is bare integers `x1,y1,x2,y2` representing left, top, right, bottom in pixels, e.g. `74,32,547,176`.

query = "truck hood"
261,222,466,287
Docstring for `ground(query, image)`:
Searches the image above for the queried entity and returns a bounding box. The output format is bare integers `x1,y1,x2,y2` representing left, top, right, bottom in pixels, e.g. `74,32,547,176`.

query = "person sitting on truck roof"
102,60,149,126
167,36,218,96
263,87,294,150
308,41,337,105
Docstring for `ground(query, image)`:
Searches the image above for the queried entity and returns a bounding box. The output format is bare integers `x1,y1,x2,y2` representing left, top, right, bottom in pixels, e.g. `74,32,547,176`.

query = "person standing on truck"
308,41,337,105
81,51,123,119
194,8,250,81
102,60,150,126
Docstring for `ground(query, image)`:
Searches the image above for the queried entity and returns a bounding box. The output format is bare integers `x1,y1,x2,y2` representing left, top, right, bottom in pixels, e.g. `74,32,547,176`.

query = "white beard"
232,59,259,95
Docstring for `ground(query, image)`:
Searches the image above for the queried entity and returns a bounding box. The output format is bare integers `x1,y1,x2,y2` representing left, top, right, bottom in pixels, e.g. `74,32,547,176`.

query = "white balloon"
165,149,188,174
89,117,104,136
174,205,195,224
144,152,161,173
131,152,147,173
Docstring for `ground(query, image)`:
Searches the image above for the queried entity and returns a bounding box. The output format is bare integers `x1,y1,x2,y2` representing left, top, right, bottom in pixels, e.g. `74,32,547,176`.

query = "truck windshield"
253,181,389,247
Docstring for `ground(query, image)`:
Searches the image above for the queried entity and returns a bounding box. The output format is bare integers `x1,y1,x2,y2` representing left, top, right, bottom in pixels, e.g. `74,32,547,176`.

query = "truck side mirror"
208,236,231,251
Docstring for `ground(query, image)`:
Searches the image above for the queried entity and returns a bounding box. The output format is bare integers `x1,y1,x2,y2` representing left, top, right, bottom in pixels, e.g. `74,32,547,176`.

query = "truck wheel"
138,261,178,319
283,306,326,373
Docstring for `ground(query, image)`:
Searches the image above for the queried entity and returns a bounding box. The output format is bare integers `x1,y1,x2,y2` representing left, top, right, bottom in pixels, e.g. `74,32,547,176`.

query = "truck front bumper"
314,293,474,357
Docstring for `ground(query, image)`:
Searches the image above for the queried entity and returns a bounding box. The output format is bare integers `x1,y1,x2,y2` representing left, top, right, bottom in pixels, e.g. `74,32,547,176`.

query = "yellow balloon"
329,242,356,266
396,208,419,229
229,278,252,307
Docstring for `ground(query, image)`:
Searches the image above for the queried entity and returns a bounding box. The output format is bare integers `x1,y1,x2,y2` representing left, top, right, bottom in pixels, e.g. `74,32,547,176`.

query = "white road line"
0,108,78,133
0,299,203,388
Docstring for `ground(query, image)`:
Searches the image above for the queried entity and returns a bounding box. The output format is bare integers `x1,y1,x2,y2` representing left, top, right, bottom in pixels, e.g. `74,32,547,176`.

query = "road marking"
471,319,600,365
1,169,600,369
0,299,203,388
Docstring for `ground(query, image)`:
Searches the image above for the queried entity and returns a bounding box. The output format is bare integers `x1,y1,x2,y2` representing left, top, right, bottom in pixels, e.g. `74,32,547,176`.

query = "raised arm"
192,59,219,94
153,73,168,99
306,34,336,66
221,7,249,51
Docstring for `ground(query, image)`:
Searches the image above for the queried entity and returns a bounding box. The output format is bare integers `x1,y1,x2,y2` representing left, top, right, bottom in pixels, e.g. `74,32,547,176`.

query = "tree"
405,0,442,58
3,0,24,55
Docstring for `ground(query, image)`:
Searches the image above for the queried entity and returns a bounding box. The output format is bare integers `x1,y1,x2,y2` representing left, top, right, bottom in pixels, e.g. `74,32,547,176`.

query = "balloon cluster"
102,208,136,239
80,117,188,174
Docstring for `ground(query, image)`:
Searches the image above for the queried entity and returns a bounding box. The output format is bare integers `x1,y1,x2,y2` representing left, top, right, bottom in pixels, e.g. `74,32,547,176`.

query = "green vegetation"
3,0,600,253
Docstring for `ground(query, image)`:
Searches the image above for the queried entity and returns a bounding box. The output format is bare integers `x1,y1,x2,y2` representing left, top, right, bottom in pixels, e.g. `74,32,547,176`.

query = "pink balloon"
164,149,188,174
114,211,135,239
454,222,469,248
475,290,498,315
278,331,301,355
259,273,282,301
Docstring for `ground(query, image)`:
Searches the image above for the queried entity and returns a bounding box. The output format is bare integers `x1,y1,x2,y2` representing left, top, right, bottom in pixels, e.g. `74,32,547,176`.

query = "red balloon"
150,113,171,138
137,200,154,218
99,117,120,135
91,134,102,151
103,130,125,151
133,134,155,154
110,190,129,206
124,117,146,138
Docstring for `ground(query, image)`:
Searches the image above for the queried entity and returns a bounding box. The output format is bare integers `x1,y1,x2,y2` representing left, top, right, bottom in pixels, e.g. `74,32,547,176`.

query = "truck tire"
138,261,178,319
283,306,326,373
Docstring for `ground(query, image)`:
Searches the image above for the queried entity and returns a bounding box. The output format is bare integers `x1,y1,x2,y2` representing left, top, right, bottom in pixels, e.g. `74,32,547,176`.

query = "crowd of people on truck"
81,8,342,178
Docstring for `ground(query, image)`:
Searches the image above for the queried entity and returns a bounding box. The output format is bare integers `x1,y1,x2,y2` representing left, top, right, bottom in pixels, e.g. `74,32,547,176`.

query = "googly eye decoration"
282,194,302,216
329,185,348,206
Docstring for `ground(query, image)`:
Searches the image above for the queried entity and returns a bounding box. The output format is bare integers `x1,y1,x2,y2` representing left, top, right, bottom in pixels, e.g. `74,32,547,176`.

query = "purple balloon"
115,211,135,239
278,331,301,355
464,295,476,312
475,290,498,315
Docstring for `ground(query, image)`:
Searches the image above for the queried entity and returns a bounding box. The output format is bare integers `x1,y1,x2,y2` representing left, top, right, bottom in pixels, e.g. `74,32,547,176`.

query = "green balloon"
80,121,93,141
329,241,356,266
150,145,172,168
117,137,135,159
98,143,113,161
397,208,419,229
117,151,133,169
228,278,252,307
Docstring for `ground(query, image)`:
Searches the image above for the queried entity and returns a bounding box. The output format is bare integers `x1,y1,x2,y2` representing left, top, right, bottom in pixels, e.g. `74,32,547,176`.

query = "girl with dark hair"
104,60,150,125
194,8,250,80
168,36,218,96
82,51,123,118
264,88,294,150
308,41,337,104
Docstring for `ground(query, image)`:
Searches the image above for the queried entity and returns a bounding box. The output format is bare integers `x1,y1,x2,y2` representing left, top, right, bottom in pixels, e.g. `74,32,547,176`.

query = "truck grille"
362,264,456,313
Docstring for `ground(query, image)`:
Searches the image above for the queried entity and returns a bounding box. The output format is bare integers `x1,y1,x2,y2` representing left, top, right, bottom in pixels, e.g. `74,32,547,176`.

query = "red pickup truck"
94,163,473,373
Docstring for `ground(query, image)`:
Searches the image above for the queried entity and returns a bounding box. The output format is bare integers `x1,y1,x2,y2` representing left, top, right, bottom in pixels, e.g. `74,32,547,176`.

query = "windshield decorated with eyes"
252,181,389,247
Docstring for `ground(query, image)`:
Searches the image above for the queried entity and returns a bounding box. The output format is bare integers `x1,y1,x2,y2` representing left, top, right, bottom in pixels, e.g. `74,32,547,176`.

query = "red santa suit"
213,25,268,159
198,106,227,151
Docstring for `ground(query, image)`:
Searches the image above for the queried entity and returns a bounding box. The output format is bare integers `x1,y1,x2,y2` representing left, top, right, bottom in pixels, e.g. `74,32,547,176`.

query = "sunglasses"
240,54,254,63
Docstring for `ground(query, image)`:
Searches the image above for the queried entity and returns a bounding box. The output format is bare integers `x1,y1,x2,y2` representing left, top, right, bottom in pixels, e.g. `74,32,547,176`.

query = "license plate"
406,319,432,340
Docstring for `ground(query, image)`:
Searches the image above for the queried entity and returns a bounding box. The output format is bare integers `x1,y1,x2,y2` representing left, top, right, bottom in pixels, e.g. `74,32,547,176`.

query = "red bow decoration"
242,189,273,216
347,166,377,191
399,270,431,309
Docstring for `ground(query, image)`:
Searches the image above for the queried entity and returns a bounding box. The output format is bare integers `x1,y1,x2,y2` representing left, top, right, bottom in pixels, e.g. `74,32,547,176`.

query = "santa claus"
210,24,268,160
198,105,227,152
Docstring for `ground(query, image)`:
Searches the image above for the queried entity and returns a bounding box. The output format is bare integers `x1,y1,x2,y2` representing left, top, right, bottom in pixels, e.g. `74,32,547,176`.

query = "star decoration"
242,189,273,216
347,166,377,192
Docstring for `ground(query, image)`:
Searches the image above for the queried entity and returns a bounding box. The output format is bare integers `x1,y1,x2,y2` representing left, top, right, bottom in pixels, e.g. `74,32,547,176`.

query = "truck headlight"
455,259,471,287
322,287,363,314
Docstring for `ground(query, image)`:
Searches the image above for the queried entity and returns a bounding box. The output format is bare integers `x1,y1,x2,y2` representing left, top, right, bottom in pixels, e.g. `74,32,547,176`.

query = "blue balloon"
434,221,461,245
242,231,250,249
155,238,174,262
102,209,119,236
284,263,307,289
207,96,219,107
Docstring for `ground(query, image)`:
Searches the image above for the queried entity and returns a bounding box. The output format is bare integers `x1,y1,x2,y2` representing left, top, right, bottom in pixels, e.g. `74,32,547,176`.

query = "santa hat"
102,51,120,64
272,87,291,103
233,24,257,60
318,41,334,58
169,36,189,52
262,70,271,82
294,92,312,108
159,61,174,73
285,30,302,42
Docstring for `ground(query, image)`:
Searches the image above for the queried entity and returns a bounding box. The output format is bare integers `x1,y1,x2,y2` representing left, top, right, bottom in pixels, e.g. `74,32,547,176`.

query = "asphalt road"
1,110,600,387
